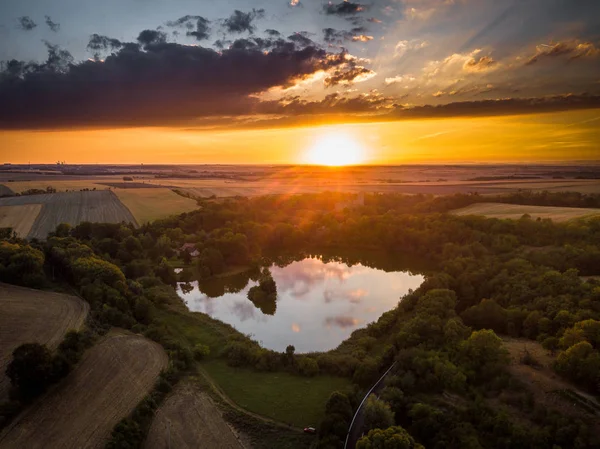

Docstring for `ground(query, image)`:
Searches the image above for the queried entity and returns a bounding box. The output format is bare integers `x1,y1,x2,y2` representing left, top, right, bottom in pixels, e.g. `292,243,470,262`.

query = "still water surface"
177,257,423,352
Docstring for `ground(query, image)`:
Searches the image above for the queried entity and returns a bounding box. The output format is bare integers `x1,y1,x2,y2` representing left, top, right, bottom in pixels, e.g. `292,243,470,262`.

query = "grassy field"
144,382,242,449
0,185,13,196
452,202,600,222
0,283,89,402
502,337,600,422
0,332,167,449
202,359,351,427
0,204,42,237
0,191,136,239
1,180,110,193
114,188,198,224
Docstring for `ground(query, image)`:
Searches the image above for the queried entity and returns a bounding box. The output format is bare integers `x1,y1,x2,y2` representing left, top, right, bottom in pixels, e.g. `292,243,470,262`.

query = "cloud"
166,15,211,41
288,32,315,48
324,2,365,16
137,30,167,46
324,65,375,87
44,16,60,32
526,41,600,66
325,316,360,329
265,29,281,37
223,9,265,34
464,55,497,72
87,34,124,52
323,27,371,44
394,40,429,58
17,16,37,31
0,34,357,129
385,74,416,85
389,94,600,119
352,35,373,42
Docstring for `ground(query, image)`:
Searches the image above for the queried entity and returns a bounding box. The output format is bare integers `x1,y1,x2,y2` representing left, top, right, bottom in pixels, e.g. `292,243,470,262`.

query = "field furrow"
0,333,167,449
0,283,89,402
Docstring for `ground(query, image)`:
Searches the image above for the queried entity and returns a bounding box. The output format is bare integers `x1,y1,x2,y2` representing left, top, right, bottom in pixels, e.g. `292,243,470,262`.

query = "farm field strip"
144,382,243,449
0,283,89,402
0,333,168,449
0,204,42,237
452,202,600,222
0,190,137,239
114,188,198,224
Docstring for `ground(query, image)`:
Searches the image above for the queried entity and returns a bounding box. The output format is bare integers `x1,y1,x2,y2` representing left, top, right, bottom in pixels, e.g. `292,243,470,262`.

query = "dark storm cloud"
323,2,365,16
137,30,167,46
17,16,37,31
44,16,60,32
525,41,600,65
222,9,265,34
0,35,357,129
166,15,211,41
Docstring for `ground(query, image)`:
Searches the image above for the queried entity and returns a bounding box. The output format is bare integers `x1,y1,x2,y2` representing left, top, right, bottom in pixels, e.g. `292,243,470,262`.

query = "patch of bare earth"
0,332,168,449
501,337,600,423
145,382,244,449
0,283,89,402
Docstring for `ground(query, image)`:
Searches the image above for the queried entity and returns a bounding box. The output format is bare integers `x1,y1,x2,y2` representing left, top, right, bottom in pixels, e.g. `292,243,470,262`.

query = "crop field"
0,204,42,237
0,190,137,239
0,283,89,402
114,188,199,224
202,359,351,428
145,382,242,449
452,202,600,222
0,332,168,449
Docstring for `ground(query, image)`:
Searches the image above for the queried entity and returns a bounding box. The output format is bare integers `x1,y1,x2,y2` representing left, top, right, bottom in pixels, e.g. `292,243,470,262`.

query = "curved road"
344,362,397,449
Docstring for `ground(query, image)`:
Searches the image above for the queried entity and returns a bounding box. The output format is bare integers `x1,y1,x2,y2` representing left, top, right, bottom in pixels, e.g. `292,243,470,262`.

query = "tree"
357,426,423,449
6,343,55,400
325,391,353,422
459,329,508,383
285,344,295,365
363,396,395,433
193,344,210,360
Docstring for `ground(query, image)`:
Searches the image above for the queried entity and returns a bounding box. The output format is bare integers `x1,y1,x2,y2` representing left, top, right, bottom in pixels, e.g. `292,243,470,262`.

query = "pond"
177,256,424,353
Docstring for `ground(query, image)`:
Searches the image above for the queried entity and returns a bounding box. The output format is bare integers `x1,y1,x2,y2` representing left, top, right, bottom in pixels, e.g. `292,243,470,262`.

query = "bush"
297,357,319,377
193,343,211,360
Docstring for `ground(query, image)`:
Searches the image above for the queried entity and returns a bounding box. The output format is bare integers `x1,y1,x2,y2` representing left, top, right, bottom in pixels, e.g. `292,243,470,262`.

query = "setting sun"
305,131,366,166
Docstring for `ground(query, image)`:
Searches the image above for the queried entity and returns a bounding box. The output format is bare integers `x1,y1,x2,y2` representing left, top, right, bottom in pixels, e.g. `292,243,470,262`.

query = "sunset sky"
0,0,599,164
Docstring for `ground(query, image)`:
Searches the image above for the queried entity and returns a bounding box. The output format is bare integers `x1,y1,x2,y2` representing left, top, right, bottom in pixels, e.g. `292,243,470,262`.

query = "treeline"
2,191,600,448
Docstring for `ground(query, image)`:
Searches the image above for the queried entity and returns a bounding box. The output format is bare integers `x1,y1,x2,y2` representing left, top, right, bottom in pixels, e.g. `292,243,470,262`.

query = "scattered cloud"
325,316,360,329
291,323,301,332
223,9,265,34
137,30,167,47
526,41,600,66
44,16,60,33
17,16,37,31
87,34,124,53
394,40,429,58
323,2,365,16
166,15,211,41
352,35,373,42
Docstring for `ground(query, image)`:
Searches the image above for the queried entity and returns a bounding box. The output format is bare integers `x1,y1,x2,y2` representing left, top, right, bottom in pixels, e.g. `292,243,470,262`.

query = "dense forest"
1,190,600,448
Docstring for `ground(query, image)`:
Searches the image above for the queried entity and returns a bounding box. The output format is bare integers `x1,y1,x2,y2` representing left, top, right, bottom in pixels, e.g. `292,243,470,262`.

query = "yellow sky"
1,109,599,164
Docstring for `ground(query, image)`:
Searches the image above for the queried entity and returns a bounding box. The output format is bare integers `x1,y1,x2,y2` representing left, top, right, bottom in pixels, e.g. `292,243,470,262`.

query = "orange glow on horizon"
1,110,598,164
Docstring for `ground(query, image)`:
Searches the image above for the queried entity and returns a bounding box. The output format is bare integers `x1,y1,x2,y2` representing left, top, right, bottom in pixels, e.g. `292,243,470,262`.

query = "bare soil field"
145,382,243,449
0,204,42,237
0,283,89,402
501,337,600,421
0,332,168,449
0,185,13,197
114,188,198,224
0,190,137,239
452,202,600,222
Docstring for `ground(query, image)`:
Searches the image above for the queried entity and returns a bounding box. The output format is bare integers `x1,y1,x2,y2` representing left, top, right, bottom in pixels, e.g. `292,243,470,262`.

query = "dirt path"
0,332,167,449
197,366,304,433
0,283,89,402
145,382,244,449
